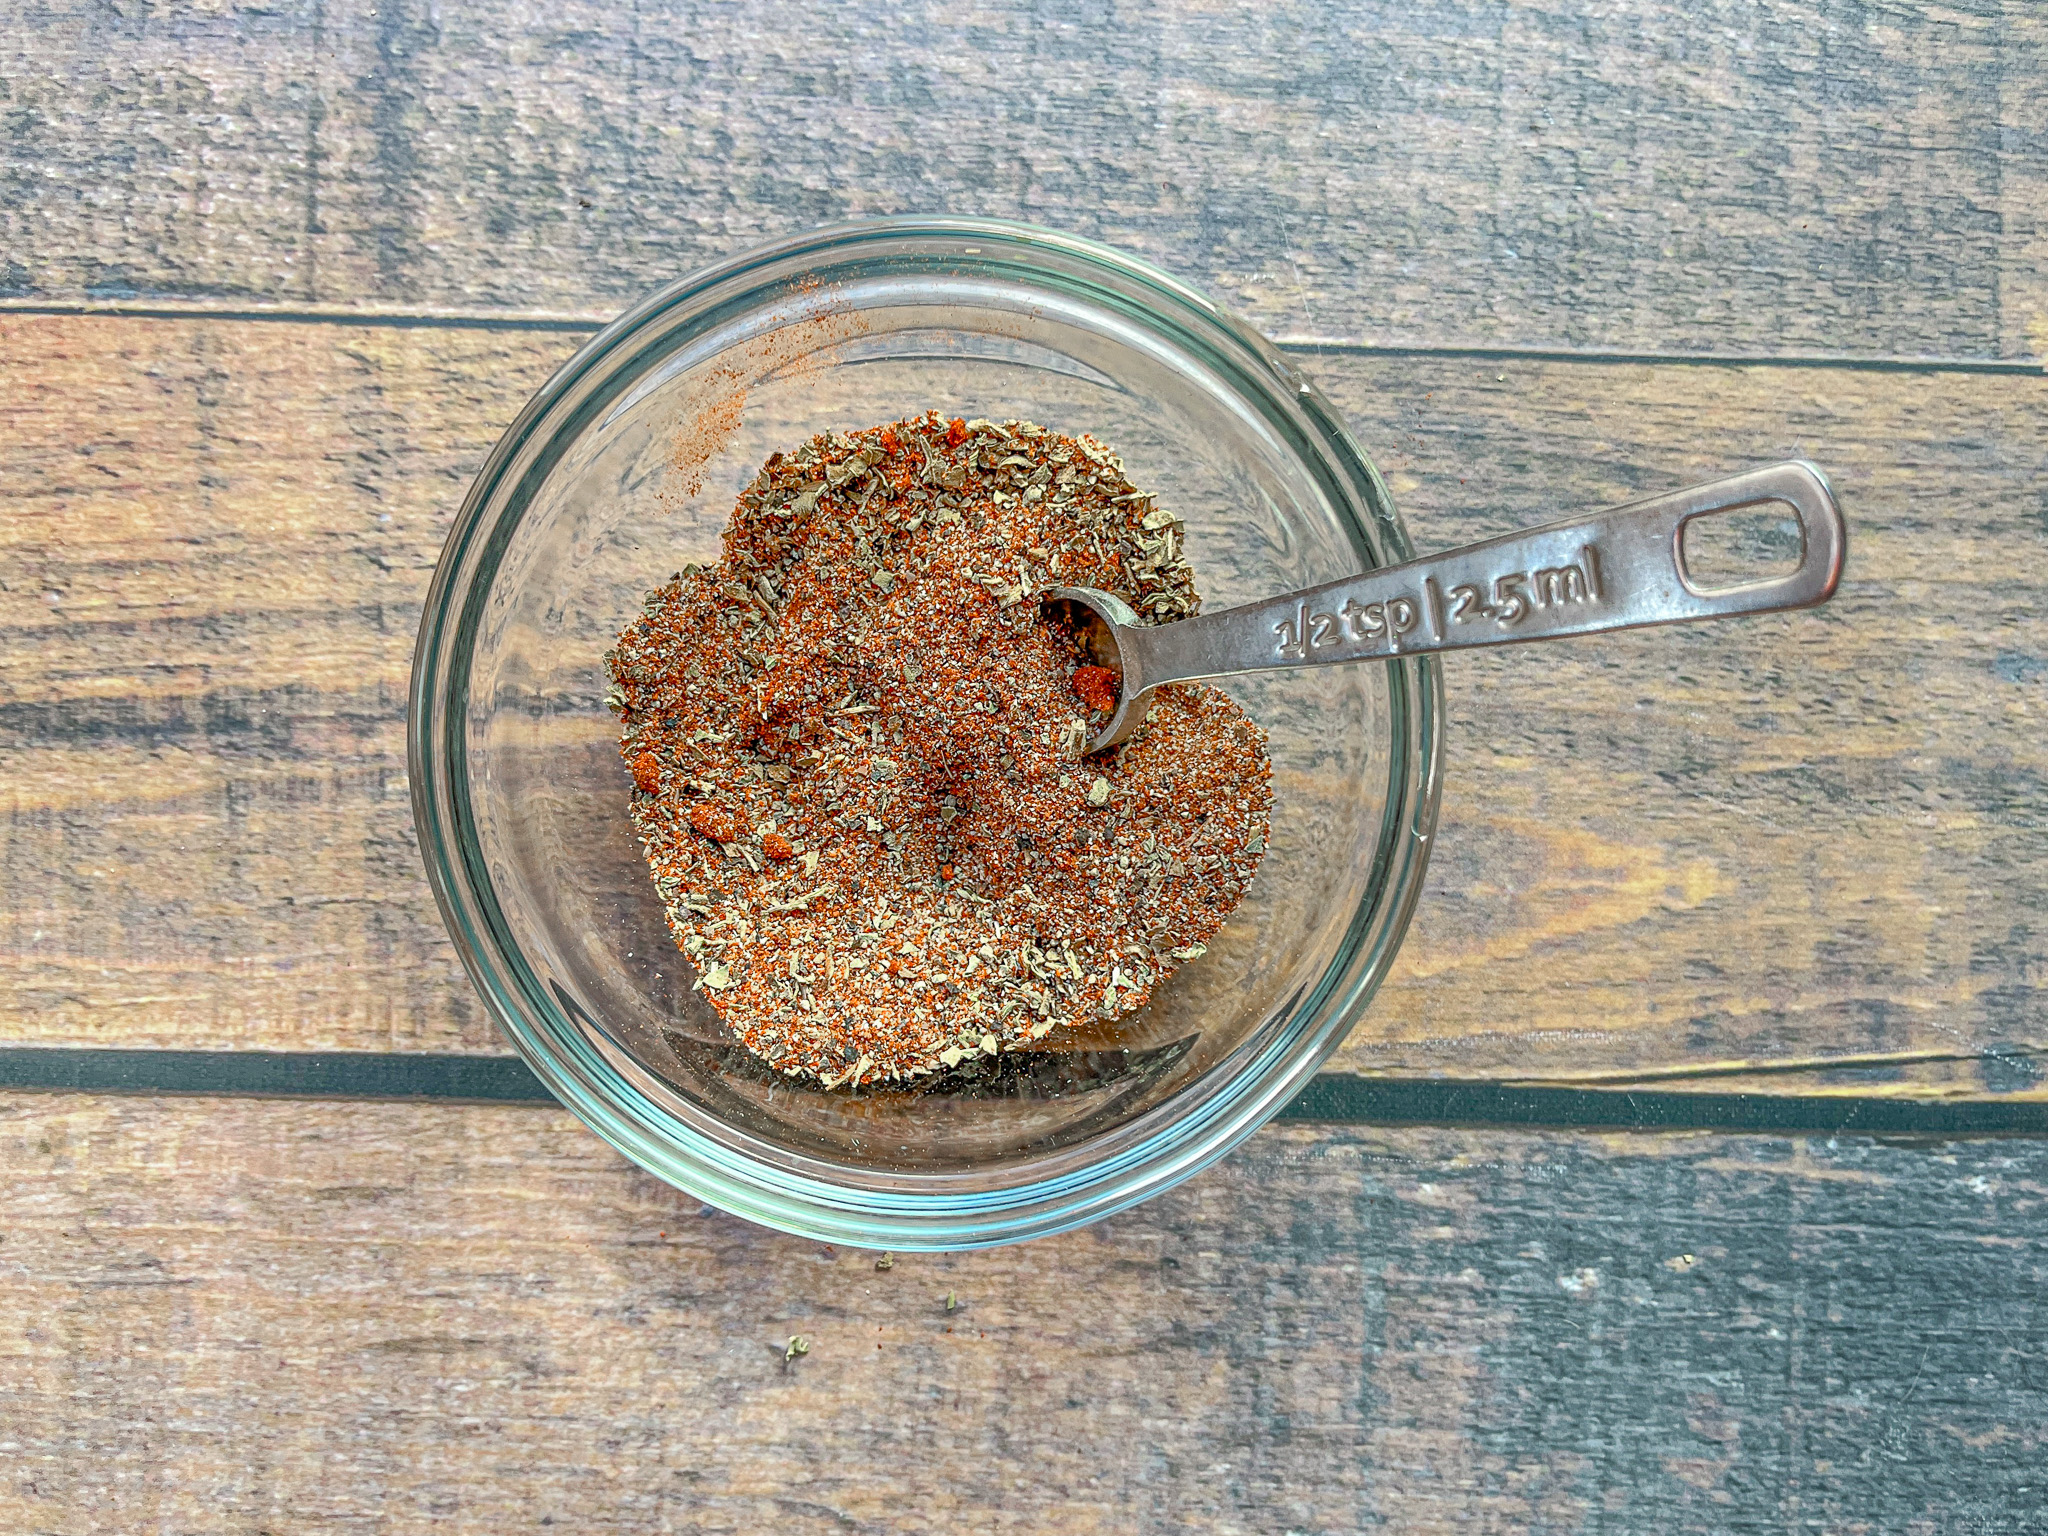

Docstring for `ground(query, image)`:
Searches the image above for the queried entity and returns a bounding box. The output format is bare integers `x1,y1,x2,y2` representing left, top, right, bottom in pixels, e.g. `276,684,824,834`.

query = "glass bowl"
408,219,1442,1249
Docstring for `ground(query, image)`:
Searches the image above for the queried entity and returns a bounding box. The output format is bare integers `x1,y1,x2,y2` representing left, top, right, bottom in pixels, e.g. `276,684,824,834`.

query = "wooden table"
4,3,2045,1528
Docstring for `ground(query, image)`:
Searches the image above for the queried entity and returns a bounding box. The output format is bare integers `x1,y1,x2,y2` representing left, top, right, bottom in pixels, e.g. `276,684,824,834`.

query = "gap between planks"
2,299,2040,376
1,1049,2044,1136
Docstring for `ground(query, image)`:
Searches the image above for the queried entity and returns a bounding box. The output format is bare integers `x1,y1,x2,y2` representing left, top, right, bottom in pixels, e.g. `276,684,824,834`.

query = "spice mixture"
605,414,1272,1087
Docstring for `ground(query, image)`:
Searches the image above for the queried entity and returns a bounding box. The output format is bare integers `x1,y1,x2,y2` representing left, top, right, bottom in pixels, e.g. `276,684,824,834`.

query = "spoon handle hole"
1678,502,1808,593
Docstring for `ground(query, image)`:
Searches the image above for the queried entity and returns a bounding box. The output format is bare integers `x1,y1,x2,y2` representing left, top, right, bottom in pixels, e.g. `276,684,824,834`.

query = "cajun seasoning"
606,414,1272,1087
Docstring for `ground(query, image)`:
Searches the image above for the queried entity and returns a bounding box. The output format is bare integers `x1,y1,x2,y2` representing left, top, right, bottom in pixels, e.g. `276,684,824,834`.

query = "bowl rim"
407,216,1444,1249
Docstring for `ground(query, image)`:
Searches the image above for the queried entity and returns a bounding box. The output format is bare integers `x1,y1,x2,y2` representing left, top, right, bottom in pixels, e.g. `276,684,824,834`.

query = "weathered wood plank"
1325,352,2048,1094
1,1096,2042,1532
4,0,2043,361
2,313,2043,1096
0,315,527,1051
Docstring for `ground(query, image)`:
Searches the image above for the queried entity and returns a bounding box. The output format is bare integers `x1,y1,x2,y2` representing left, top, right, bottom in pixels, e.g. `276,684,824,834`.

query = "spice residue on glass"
605,414,1272,1087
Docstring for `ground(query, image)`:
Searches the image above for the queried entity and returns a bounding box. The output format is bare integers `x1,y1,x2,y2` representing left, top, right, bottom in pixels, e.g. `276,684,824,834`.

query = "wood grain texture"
1325,353,2048,1096
0,315,524,1052
4,0,2044,362
3,312,2043,1096
0,1096,2042,1534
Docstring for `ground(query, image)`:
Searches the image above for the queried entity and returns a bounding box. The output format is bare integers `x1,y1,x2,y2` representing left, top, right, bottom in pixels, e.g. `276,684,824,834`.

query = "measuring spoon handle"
1131,460,1845,686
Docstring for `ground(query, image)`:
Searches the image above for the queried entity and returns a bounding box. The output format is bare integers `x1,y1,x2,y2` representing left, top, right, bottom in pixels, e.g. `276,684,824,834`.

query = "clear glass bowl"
408,220,1443,1249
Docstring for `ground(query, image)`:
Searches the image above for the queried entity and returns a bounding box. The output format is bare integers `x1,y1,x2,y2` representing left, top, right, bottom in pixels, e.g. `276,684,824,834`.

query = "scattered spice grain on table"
606,413,1272,1087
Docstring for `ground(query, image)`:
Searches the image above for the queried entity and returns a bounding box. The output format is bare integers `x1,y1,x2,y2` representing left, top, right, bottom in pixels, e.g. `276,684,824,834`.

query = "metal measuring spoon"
1045,460,1846,753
